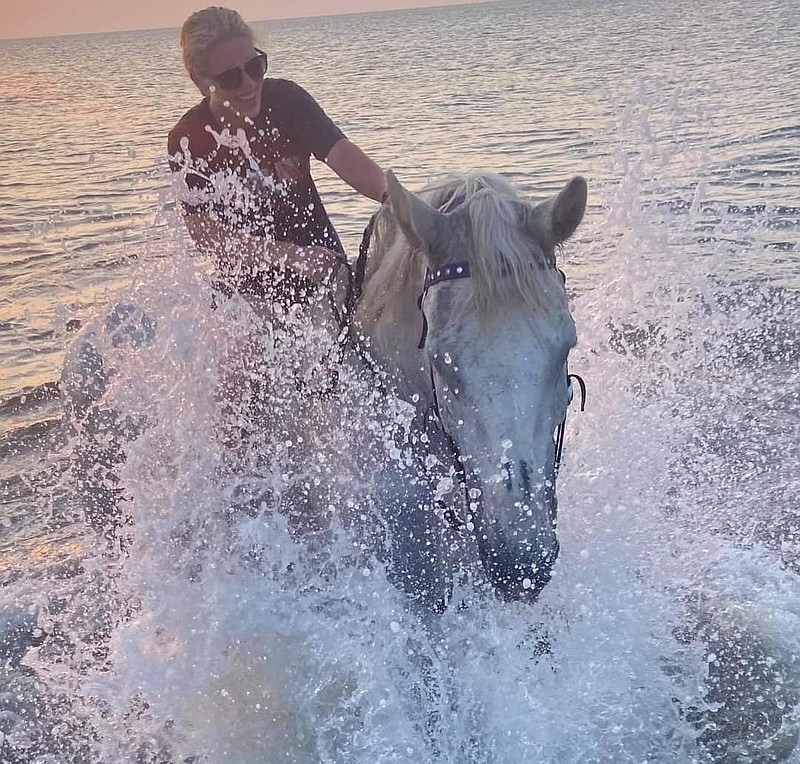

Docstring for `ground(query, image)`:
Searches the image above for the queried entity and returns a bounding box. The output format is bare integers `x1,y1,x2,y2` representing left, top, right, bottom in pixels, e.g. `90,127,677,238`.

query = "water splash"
4,96,799,763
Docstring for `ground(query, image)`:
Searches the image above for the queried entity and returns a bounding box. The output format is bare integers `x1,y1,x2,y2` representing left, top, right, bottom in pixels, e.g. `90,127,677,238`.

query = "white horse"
351,170,586,609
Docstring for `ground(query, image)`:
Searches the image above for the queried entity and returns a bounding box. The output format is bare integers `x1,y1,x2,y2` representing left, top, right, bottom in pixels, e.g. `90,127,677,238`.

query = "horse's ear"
547,176,587,244
385,170,443,253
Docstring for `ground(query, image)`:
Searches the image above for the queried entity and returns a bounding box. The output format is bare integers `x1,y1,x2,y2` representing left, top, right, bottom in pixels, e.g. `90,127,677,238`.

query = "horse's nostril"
501,461,514,491
501,460,536,495
520,460,531,495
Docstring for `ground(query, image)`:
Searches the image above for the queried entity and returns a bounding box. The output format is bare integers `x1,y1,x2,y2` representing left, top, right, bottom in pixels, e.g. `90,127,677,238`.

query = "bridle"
415,259,586,477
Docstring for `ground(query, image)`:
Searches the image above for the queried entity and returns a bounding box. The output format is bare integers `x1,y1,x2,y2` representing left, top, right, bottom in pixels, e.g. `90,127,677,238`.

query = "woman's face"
200,36,265,121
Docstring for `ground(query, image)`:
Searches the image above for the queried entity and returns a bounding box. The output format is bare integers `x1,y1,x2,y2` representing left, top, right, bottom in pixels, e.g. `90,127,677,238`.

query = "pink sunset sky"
2,0,497,40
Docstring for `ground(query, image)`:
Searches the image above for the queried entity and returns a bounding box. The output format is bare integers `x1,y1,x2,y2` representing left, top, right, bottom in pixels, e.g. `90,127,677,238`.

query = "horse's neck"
354,243,432,406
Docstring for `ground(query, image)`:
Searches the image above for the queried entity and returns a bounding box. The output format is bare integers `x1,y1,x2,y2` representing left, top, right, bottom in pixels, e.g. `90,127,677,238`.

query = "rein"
343,212,379,321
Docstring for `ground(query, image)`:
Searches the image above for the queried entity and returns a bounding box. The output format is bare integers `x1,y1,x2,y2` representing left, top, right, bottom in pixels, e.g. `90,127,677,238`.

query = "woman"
168,6,387,304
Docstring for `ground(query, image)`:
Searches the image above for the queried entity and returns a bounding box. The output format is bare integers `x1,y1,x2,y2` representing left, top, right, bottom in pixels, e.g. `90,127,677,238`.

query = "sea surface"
0,0,798,761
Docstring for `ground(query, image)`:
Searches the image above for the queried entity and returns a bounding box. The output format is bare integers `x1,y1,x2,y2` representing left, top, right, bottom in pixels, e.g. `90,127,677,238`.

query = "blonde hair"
180,6,254,76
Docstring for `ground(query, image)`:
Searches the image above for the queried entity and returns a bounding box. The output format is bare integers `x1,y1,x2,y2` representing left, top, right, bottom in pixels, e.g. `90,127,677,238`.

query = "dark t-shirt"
168,78,345,255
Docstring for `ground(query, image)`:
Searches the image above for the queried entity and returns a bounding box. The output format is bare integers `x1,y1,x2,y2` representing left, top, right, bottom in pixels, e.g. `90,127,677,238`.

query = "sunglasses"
208,49,268,91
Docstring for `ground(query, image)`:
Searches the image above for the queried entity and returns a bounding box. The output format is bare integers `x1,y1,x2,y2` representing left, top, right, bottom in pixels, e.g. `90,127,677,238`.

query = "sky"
1,0,495,40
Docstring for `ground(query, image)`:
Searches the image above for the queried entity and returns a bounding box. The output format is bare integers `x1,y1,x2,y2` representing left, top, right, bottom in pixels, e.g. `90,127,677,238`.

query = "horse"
350,169,586,610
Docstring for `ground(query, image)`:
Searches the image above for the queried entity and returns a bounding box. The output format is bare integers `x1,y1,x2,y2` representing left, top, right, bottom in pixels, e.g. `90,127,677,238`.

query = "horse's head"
378,170,586,601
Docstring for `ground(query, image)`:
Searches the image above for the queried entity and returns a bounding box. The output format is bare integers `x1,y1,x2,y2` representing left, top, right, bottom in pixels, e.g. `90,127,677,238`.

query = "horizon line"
0,0,503,43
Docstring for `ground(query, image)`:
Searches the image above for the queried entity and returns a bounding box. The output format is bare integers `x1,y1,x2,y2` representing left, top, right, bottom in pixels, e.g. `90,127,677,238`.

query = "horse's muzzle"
475,483,560,602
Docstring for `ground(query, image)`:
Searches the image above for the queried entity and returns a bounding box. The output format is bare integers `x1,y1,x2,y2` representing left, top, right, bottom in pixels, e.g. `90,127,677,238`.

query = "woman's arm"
325,138,387,202
183,213,346,284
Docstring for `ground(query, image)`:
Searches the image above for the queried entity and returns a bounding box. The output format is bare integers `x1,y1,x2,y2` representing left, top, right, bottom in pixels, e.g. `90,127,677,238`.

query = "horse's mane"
366,172,568,321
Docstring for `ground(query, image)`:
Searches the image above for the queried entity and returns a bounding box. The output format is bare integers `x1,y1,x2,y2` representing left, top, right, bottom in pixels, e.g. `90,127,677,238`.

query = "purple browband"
423,262,471,289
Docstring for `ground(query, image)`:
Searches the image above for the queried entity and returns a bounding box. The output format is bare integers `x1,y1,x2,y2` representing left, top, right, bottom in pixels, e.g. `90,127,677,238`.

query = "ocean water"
0,0,798,761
